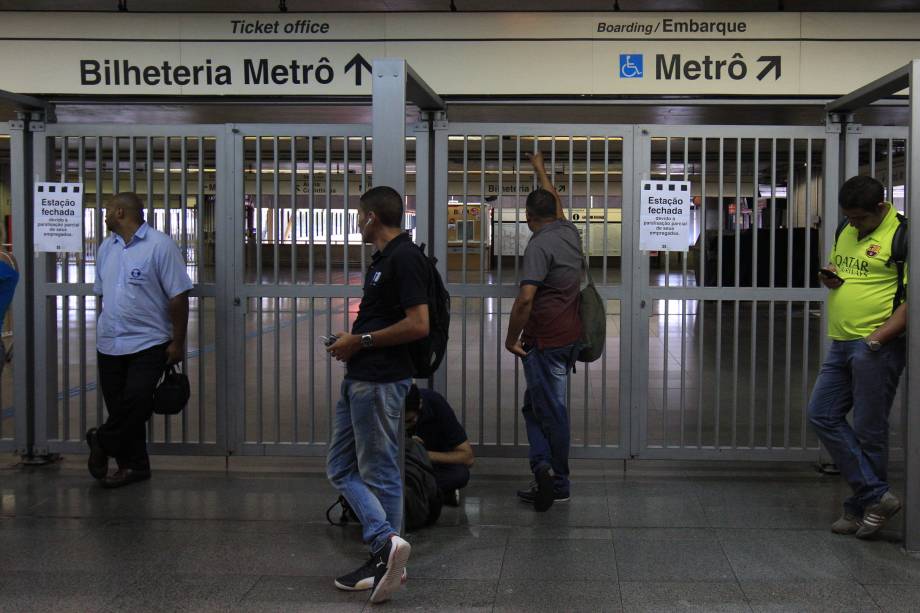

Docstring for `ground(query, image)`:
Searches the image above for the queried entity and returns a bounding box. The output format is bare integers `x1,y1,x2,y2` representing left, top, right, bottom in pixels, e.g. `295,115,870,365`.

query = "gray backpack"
577,257,606,362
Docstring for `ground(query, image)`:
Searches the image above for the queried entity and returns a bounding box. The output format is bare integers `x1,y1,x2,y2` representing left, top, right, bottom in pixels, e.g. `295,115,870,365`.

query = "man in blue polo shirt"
87,192,193,489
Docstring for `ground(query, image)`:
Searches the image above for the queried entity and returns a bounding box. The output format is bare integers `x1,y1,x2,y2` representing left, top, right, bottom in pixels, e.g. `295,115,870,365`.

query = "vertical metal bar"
361,136,367,274
479,137,486,284
326,136,332,286
273,138,281,444
61,138,70,441
903,59,920,553
129,136,136,193
584,137,591,447
307,137,315,285
888,138,895,202
715,139,724,447
718,137,724,288
732,139,742,449
750,139,760,448
343,137,350,286
479,138,485,445
514,135,521,446
273,137,280,285
802,139,814,448
461,137,468,428
784,140,795,450
870,138,876,179
665,137,671,288
680,138,688,447
180,138,189,443
601,138,609,446
309,297,315,444
197,138,205,443
370,58,407,197
326,296,333,442
78,137,87,438
767,139,777,448
462,137,468,286
288,136,298,284
291,137,298,443
662,139,670,446
697,137,706,448
255,137,263,444
96,137,104,427
496,136,503,445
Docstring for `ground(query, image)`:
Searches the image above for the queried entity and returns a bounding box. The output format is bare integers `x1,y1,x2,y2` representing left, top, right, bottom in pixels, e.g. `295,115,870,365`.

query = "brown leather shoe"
85,428,108,480
102,468,151,489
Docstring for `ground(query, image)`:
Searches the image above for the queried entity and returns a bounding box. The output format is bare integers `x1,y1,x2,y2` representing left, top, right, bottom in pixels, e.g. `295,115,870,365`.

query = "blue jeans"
807,338,906,516
521,342,578,494
326,378,411,553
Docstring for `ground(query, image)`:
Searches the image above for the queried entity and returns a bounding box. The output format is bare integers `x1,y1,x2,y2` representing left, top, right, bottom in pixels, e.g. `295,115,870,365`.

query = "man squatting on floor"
325,186,431,603
808,175,908,539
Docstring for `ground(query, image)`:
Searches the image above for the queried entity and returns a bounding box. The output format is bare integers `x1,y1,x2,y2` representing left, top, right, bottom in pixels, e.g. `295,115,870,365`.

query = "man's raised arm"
527,151,565,220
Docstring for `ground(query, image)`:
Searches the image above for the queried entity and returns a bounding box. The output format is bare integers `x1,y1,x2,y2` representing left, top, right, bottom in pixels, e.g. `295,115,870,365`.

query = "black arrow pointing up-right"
345,53,372,87
756,56,781,81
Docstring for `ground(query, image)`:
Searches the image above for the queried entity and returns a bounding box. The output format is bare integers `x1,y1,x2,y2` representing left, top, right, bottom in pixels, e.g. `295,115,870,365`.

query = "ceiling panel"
0,0,914,10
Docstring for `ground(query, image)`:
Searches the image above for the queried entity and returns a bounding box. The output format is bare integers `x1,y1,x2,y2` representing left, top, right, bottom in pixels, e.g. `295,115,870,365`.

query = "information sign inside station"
34,182,84,253
639,180,691,252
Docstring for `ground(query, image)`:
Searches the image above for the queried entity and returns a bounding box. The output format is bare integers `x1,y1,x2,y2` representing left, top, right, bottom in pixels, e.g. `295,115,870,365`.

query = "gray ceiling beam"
825,63,911,114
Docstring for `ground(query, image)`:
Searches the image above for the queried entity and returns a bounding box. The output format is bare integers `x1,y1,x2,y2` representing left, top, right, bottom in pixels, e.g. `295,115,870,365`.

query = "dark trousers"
432,462,471,493
97,343,167,471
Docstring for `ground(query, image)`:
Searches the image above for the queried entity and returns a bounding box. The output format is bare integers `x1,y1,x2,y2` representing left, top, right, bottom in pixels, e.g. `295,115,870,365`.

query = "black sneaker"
534,466,554,512
370,535,411,604
517,487,570,504
334,555,407,592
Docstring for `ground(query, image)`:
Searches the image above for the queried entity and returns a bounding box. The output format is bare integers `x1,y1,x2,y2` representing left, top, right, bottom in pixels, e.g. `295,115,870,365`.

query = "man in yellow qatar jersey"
808,176,907,540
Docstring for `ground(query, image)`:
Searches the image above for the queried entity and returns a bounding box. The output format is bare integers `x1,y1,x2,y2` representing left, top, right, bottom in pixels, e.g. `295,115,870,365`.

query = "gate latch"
233,297,241,306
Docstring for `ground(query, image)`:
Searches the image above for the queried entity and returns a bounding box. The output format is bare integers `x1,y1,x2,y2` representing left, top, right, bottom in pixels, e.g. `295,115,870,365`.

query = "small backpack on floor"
325,436,442,531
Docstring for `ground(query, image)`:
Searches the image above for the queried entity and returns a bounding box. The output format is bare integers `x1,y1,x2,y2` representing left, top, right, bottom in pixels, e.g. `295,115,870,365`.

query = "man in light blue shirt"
87,192,193,488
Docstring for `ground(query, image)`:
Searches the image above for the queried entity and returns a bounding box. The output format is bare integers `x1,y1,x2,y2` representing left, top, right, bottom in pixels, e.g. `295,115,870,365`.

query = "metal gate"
434,122,840,461
22,120,846,461
634,125,839,460
227,123,428,456
33,124,229,456
432,124,635,459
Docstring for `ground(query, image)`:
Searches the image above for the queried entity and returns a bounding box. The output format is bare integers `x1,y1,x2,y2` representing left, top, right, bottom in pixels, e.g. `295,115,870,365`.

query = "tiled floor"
1,457,919,612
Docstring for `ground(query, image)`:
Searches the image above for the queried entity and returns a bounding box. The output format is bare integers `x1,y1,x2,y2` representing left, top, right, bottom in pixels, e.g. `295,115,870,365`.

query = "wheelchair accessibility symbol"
619,54,643,79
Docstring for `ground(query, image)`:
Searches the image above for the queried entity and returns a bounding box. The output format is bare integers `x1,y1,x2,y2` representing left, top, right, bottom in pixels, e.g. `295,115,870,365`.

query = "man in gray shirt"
505,151,584,512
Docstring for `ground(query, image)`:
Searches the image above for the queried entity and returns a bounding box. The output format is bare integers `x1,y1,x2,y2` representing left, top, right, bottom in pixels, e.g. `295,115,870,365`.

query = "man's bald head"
107,193,145,221
104,192,146,237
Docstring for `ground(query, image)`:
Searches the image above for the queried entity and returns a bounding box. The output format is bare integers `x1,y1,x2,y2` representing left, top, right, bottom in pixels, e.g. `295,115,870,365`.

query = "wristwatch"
361,333,375,349
865,338,882,352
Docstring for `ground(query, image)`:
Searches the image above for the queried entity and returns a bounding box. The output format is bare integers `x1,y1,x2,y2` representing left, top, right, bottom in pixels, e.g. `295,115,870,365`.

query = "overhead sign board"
34,182,84,253
639,180,692,252
0,12,918,96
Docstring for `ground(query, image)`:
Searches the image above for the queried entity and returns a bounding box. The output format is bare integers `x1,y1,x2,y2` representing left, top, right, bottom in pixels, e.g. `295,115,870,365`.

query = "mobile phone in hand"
819,268,845,284
321,335,338,347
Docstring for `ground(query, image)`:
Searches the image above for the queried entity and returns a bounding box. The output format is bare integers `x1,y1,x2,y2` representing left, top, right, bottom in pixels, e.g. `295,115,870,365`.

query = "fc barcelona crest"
867,244,882,257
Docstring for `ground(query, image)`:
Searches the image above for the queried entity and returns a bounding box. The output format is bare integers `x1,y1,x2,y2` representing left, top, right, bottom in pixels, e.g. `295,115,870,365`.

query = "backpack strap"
888,214,908,312
834,216,849,248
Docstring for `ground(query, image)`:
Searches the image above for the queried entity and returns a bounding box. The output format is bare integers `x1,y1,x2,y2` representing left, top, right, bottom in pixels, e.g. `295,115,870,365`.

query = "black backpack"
834,213,908,312
402,436,442,530
401,242,450,379
325,436,442,531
